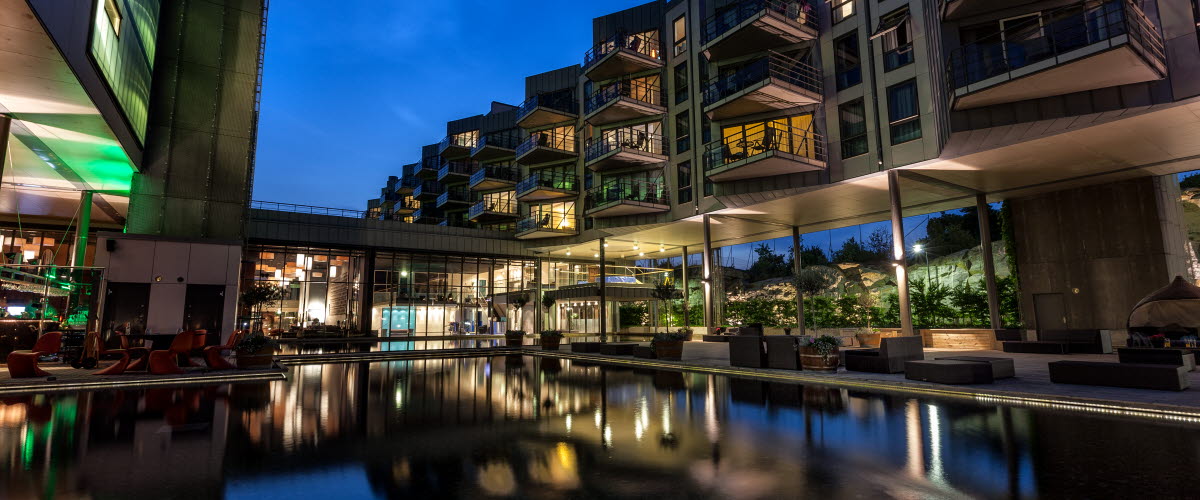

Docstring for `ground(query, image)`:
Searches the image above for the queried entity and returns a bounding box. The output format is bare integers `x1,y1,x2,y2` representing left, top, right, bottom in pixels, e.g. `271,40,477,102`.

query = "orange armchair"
7,332,63,378
147,332,198,375
203,330,245,370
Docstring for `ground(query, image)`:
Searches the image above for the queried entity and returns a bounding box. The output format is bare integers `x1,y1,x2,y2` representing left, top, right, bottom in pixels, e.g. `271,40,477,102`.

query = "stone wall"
920,329,997,349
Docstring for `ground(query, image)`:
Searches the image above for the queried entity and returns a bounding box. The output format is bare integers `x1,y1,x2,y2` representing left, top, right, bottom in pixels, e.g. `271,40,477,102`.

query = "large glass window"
877,7,914,71
831,0,854,23
719,114,816,160
103,0,122,34
834,32,862,90
677,161,693,204
673,15,687,55
887,80,921,145
529,201,576,231
675,111,691,154
674,62,689,104
839,99,868,158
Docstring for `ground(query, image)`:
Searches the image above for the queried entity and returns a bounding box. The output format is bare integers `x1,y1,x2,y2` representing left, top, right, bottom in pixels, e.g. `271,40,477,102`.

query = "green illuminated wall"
89,0,160,144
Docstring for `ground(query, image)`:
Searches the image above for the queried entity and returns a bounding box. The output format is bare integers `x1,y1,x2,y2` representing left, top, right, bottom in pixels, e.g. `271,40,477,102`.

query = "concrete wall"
1010,175,1189,330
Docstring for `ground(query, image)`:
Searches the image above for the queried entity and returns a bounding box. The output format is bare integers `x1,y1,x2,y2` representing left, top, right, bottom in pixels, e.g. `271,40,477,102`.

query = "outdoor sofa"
1048,360,1190,391
843,336,924,373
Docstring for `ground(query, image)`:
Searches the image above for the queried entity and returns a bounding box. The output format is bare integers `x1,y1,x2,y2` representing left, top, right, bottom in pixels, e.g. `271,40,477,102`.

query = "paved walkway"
0,360,285,395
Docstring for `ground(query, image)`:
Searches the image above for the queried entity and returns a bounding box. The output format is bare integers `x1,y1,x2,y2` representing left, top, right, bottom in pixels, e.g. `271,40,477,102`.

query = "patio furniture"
599,343,638,355
570,341,601,353
1048,360,1190,391
633,345,655,358
1116,347,1197,371
203,330,247,370
994,329,1024,342
1041,329,1111,353
764,335,811,370
934,356,1016,379
6,331,63,378
94,333,142,375
148,332,200,375
185,330,209,366
1002,340,1070,354
729,335,767,368
702,334,731,342
844,336,924,373
905,360,994,384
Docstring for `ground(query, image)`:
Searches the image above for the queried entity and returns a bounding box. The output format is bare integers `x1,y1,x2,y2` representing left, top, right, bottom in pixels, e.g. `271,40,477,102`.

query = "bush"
805,335,841,356
234,333,278,355
540,330,563,338
651,330,689,349
506,330,526,337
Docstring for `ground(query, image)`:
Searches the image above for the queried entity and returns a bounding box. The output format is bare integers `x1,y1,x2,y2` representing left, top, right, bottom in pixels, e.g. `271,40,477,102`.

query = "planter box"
800,346,839,372
236,349,274,370
653,340,684,360
919,329,997,350
540,337,561,350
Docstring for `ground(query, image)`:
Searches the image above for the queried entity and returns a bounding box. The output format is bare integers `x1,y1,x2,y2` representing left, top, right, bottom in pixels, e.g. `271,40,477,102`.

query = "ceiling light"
638,252,645,257
565,250,571,256
593,253,599,258
632,244,639,250
603,243,609,248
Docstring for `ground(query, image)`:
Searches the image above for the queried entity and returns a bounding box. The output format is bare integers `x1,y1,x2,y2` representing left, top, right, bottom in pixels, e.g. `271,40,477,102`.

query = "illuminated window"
831,0,854,23
673,15,687,55
103,0,122,36
719,114,815,161
530,201,576,230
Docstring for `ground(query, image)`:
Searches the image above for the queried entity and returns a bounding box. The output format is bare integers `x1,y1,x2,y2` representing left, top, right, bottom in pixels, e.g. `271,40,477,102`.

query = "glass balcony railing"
516,171,579,195
439,133,478,152
397,176,421,190
702,52,821,106
515,131,577,157
473,132,522,152
517,90,578,121
468,199,518,219
436,187,472,206
583,31,662,69
584,79,665,115
585,178,669,212
702,121,825,172
438,161,477,179
702,0,817,44
946,0,1164,90
584,129,667,163
413,181,444,199
470,164,520,186
517,211,575,233
417,157,441,176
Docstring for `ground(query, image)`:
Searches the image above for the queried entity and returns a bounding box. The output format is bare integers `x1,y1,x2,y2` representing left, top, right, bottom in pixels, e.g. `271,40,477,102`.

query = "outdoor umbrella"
1127,275,1200,330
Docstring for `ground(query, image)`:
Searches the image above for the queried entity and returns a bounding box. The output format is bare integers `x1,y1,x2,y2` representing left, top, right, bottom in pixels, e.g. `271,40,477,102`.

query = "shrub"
540,330,563,338
804,335,841,356
651,330,689,350
234,333,278,355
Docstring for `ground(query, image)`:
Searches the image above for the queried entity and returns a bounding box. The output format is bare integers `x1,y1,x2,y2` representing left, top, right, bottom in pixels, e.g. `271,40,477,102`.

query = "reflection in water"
3,356,1200,498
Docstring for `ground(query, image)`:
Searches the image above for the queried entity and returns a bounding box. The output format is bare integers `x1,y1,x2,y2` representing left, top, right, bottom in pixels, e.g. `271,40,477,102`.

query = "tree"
511,293,530,332
650,280,679,332
541,292,557,331
831,237,876,264
240,283,285,333
866,228,891,260
747,243,790,282
793,267,834,300
1181,173,1200,190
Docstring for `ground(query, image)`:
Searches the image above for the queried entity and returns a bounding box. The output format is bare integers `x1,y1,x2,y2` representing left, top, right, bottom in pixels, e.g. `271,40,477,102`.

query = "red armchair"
7,332,63,378
148,332,199,375
203,330,246,370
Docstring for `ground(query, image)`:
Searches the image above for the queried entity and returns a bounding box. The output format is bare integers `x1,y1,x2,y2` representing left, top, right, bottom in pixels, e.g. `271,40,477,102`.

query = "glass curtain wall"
249,246,366,333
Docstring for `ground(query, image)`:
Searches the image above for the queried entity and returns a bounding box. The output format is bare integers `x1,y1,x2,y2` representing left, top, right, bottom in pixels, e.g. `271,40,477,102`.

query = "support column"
702,215,714,332
791,226,805,335
72,191,93,267
598,238,607,343
680,245,689,331
358,249,376,335
888,171,914,335
0,116,11,185
534,256,543,335
977,194,1001,330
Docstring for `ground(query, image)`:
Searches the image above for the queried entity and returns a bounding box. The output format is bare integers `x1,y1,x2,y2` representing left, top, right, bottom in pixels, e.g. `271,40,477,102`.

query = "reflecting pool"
2,355,1197,498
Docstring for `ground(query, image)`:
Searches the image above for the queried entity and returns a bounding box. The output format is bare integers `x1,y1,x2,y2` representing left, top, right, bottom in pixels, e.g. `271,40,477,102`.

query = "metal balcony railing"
398,176,421,189
437,187,472,206
413,181,445,199
469,199,518,219
584,129,667,162
516,171,579,195
585,79,665,114
517,89,578,120
470,164,520,185
702,121,825,172
518,211,575,233
417,157,441,175
252,200,411,222
438,161,477,178
393,198,420,212
439,132,478,151
474,131,523,152
702,0,817,44
583,31,662,69
945,0,1164,91
702,51,821,106
585,178,668,211
516,130,577,157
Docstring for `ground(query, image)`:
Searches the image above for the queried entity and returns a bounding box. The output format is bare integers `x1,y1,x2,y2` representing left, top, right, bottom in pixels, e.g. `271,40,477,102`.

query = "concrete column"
534,256,543,335
792,226,805,335
680,245,689,330
72,191,93,267
702,215,714,332
0,116,11,186
358,249,376,334
599,238,606,343
888,171,914,335
977,194,1001,330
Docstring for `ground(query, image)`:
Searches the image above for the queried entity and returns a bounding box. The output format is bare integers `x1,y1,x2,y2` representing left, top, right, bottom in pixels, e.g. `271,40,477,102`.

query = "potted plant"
505,329,526,347
540,330,563,350
651,331,689,360
541,293,557,331
1150,333,1167,348
677,327,694,341
800,334,841,371
234,332,278,370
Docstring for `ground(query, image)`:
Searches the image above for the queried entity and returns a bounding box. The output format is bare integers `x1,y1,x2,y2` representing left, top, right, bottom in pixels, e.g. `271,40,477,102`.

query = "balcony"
703,121,825,182
394,176,420,195
415,158,441,180
470,132,522,162
438,132,478,160
437,161,477,183
701,0,818,61
946,0,1165,110
516,90,579,129
468,199,519,223
435,187,472,208
516,211,577,239
582,31,664,82
516,171,579,202
515,131,577,165
942,0,1046,21
413,208,444,225
701,52,821,120
469,164,520,191
392,198,419,216
583,79,666,126
584,178,669,218
584,129,667,172
413,181,444,201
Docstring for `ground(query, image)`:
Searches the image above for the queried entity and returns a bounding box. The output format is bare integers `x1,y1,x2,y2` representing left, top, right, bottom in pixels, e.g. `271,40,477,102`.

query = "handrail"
398,176,421,189
702,120,826,171
584,177,668,211
437,187,472,205
585,78,665,114
516,129,577,157
470,164,520,185
701,51,821,106
584,129,666,162
251,200,366,218
473,131,523,151
518,211,575,233
516,171,579,194
702,0,817,44
945,0,1164,91
469,199,518,218
439,132,478,151
583,31,662,69
517,89,578,120
438,161,478,177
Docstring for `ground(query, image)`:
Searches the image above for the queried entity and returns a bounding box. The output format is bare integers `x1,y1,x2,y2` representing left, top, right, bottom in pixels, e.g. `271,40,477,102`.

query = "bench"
729,336,767,368
935,356,1015,379
1116,348,1197,371
1003,329,1111,354
1002,340,1070,354
844,336,923,373
764,335,812,370
570,342,601,353
633,345,655,358
1048,361,1190,391
598,343,638,355
906,360,994,384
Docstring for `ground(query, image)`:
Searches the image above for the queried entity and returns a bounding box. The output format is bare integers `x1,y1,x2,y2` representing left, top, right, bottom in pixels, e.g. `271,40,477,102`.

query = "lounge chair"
729,335,767,368
1048,360,1189,391
148,331,200,375
203,330,247,370
95,333,147,375
6,331,63,378
844,336,924,373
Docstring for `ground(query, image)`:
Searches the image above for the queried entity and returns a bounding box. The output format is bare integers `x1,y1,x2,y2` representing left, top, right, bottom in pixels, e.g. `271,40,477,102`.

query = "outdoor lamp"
913,244,923,253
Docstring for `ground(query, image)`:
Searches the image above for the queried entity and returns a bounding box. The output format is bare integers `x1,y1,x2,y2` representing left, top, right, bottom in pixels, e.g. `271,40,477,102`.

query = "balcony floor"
437,172,471,183
517,107,578,129
516,146,577,166
704,78,821,120
470,145,516,162
469,211,519,223
702,11,817,61
706,150,825,182
393,207,416,216
585,148,667,172
584,49,663,82
436,200,471,209
584,97,666,126
439,145,472,160
470,178,517,191
586,200,669,218
516,186,578,202
516,227,578,240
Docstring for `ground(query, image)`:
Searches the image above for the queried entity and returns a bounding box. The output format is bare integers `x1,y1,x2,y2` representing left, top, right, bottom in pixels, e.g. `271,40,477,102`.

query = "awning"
870,11,909,40
1127,276,1200,329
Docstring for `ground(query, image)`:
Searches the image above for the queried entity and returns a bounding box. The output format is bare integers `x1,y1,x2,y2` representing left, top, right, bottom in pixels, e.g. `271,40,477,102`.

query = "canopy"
1127,276,1200,329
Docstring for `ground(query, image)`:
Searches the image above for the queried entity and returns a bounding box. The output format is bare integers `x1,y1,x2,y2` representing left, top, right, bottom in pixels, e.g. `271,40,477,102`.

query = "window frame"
886,80,922,145
838,99,868,159
831,0,855,24
833,32,862,90
103,0,122,36
673,15,687,55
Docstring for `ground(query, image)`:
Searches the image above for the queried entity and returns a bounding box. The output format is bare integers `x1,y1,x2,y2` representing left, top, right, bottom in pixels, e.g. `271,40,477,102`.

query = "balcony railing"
585,79,665,115
516,171,579,195
702,52,821,106
583,31,662,69
393,198,420,212
517,90,578,121
413,181,444,199
515,131,577,156
252,200,412,222
468,199,518,219
474,132,522,152
470,164,520,186
946,0,1164,91
438,161,477,179
397,176,421,190
517,211,575,233
702,121,825,172
439,133,478,152
584,129,667,163
585,178,669,212
436,187,472,206
702,0,817,44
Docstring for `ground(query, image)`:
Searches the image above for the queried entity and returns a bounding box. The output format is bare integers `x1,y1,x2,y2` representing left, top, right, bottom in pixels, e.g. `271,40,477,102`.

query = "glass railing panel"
584,129,666,162
702,0,817,44
701,51,820,106
702,121,826,172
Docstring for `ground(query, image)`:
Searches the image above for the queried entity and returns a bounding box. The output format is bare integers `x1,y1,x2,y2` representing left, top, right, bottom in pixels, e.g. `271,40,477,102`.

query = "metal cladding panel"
217,68,258,139
447,115,484,135
525,65,581,97
421,143,441,159
481,108,520,134
592,1,664,43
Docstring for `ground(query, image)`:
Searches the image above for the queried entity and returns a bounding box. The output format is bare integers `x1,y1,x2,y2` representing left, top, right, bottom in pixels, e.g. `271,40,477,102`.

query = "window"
674,62,689,104
875,8,913,71
675,111,690,154
839,99,868,158
833,33,861,90
701,115,712,144
677,162,693,204
832,0,855,23
886,80,921,145
103,0,122,35
717,114,817,163
673,15,687,55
